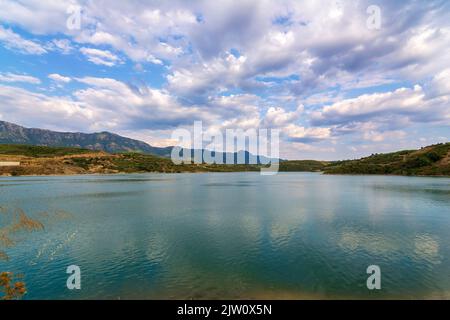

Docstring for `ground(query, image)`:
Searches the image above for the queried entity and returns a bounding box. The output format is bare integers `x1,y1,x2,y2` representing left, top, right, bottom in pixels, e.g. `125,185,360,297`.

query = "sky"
0,0,449,160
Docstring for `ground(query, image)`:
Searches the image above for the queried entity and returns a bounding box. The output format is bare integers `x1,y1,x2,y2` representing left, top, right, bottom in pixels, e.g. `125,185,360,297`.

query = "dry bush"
0,272,26,300
0,207,45,300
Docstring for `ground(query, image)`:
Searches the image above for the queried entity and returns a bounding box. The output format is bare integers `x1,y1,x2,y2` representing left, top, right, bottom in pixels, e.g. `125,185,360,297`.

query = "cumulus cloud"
308,82,450,148
0,0,449,158
264,105,304,127
0,85,93,131
0,80,207,134
427,68,450,98
2,1,449,91
284,124,332,143
72,76,213,130
205,94,262,131
312,85,449,128
0,0,73,34
167,52,253,100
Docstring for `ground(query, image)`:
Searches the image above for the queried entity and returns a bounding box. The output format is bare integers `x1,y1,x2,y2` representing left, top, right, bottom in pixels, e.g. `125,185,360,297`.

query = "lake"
1,172,449,299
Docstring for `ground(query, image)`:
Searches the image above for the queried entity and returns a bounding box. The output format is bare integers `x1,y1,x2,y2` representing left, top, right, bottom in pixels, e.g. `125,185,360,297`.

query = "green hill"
0,144,263,175
0,144,94,157
279,160,328,172
324,143,450,176
1,143,449,176
0,144,327,175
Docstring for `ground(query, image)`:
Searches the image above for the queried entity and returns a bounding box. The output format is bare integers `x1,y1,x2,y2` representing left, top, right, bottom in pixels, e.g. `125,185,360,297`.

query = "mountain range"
0,120,173,157
0,120,275,164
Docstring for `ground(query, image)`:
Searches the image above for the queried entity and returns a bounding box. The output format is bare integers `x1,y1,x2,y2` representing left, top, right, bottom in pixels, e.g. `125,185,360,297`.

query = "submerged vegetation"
0,207,70,300
0,272,26,300
0,208,45,299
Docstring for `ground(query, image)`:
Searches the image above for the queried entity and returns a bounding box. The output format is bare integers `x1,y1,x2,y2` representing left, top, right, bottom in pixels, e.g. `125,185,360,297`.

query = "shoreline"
0,142,448,178
1,171,449,178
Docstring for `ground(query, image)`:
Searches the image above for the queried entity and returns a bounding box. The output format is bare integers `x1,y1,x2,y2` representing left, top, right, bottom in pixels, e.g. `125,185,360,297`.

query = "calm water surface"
0,172,449,299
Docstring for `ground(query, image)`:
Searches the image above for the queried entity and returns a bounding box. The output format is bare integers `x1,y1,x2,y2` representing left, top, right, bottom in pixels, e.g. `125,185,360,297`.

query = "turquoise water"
1,172,449,299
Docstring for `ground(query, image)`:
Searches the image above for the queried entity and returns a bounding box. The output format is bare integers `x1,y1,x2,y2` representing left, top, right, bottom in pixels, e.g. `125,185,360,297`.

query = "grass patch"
0,144,92,157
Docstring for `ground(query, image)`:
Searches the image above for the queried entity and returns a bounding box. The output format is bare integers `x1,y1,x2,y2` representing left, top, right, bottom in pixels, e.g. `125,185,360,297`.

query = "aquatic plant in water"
0,207,45,300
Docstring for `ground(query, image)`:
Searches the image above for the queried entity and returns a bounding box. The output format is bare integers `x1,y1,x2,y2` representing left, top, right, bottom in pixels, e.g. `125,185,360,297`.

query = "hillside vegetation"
0,143,449,176
0,144,94,157
324,143,450,176
279,160,328,172
0,144,263,175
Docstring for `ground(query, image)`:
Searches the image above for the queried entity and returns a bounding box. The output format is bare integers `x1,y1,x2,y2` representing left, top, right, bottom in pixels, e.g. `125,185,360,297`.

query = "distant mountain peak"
0,120,172,157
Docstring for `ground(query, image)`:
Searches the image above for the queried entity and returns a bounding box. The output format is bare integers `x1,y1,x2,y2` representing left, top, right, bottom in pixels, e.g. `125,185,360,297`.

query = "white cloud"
362,130,406,142
309,83,450,147
1,1,448,90
264,105,303,127
0,25,46,55
0,0,73,34
0,1,449,158
427,68,450,98
48,73,71,83
284,124,331,142
0,85,93,131
0,72,41,84
0,79,208,134
312,85,449,127
167,52,251,98
49,39,74,54
70,76,212,130
206,94,262,130
79,47,122,67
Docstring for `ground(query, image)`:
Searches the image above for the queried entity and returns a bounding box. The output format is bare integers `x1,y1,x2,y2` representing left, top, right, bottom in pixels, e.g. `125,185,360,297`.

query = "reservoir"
0,172,449,299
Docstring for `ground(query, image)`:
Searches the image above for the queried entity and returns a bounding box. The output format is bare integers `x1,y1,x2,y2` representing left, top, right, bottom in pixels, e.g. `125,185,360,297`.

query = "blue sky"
0,0,449,160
